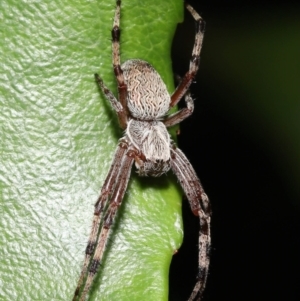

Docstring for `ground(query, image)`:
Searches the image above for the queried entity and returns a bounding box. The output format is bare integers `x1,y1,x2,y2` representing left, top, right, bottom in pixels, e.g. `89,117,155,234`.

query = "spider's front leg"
170,145,211,301
72,140,135,301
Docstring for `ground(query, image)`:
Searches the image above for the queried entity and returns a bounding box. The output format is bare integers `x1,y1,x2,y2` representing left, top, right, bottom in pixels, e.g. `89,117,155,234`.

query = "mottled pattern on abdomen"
122,59,170,120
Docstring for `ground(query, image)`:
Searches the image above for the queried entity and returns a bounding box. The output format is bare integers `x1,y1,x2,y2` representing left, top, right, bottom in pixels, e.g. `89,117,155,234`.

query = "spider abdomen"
122,59,170,120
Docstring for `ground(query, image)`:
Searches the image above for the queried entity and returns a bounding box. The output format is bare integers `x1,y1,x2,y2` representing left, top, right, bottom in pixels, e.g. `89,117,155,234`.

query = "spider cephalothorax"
72,1,211,301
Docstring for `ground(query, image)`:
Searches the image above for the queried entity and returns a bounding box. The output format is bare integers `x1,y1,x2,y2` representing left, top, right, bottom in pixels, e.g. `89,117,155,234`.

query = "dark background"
169,0,300,300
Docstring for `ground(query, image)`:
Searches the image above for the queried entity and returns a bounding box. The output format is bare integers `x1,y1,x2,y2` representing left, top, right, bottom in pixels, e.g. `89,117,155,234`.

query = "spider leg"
170,145,211,301
164,89,194,127
170,3,205,108
78,147,135,301
112,0,128,117
95,74,127,129
72,139,129,301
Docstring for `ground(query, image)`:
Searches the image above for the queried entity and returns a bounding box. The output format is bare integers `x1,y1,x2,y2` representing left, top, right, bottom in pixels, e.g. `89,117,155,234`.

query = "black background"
169,1,300,300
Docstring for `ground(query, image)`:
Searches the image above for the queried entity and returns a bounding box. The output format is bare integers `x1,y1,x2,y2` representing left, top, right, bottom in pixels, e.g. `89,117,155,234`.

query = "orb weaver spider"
72,1,211,300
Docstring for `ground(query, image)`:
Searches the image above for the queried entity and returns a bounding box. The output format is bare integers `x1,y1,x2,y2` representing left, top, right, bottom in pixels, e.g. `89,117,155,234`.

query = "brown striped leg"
112,0,128,116
78,148,135,301
72,139,129,301
170,3,205,108
164,89,194,127
95,74,127,129
170,145,211,301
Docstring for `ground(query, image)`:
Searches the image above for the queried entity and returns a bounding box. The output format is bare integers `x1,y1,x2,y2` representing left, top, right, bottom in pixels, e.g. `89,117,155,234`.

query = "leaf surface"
0,0,183,300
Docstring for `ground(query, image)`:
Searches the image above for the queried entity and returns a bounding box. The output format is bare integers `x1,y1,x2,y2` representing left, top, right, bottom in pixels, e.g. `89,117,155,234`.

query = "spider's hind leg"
111,0,128,116
164,87,194,127
95,74,127,129
170,3,205,108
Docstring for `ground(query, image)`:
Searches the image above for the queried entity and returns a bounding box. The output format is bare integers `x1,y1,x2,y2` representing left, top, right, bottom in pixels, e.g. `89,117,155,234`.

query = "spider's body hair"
126,119,171,177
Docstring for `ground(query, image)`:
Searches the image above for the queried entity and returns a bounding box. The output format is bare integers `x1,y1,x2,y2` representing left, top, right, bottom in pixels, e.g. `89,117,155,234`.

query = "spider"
72,1,211,301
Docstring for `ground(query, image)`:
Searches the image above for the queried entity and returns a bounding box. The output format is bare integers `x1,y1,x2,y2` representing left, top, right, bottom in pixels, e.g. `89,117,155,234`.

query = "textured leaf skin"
0,1,183,300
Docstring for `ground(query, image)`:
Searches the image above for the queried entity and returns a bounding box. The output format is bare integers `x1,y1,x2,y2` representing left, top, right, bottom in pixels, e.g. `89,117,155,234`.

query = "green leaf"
0,0,183,300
